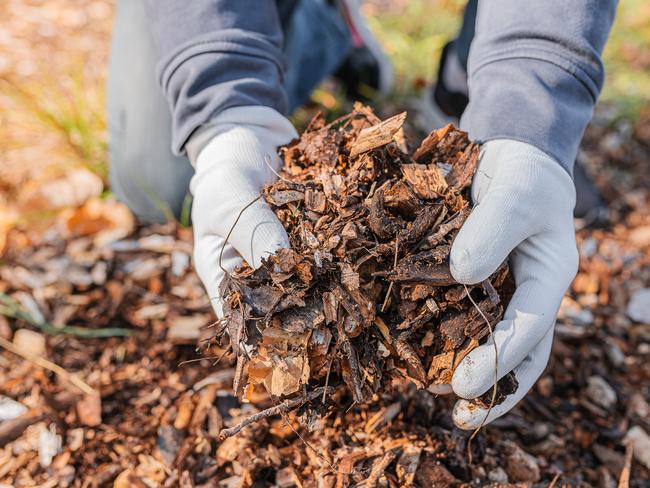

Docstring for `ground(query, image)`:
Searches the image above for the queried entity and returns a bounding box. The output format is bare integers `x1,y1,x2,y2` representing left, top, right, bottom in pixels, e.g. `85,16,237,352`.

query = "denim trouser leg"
107,0,351,223
282,0,351,111
453,0,478,71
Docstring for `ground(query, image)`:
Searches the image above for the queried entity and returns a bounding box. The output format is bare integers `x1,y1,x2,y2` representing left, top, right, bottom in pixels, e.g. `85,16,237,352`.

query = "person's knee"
109,140,193,224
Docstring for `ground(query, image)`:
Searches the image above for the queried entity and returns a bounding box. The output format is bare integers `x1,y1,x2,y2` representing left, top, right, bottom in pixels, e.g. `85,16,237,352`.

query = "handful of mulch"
219,105,514,433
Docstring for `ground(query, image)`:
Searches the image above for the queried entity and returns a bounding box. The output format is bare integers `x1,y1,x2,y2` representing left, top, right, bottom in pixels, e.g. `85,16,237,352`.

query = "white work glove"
448,139,579,430
188,106,297,317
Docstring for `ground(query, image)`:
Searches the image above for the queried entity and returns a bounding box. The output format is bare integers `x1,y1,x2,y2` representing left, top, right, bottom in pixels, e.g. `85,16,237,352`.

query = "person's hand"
448,139,579,429
189,107,297,317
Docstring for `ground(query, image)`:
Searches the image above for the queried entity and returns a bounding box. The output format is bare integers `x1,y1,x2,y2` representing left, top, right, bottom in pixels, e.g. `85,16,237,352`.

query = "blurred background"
1,1,650,486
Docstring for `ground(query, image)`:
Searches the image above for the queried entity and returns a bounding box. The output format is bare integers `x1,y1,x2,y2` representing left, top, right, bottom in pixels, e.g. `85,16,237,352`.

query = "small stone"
604,338,625,368
532,422,551,440
598,466,617,488
610,314,632,331
580,237,598,258
504,441,540,483
586,376,617,410
629,393,650,421
275,467,298,488
624,426,650,470
67,428,85,451
38,423,62,468
592,444,625,474
171,251,190,277
488,467,508,483
139,234,176,253
91,261,108,285
0,395,28,421
559,297,593,325
626,288,650,324
13,328,46,357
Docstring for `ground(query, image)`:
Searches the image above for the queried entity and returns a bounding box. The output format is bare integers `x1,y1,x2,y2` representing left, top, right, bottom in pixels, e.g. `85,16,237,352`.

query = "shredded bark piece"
349,111,407,159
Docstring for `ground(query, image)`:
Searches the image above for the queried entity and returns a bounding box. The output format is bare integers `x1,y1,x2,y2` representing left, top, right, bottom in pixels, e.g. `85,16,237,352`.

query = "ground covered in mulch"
1,106,650,487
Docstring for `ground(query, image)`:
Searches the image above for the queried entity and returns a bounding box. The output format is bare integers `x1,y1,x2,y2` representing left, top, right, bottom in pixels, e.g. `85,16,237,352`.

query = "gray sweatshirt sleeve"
143,0,288,156
460,0,617,173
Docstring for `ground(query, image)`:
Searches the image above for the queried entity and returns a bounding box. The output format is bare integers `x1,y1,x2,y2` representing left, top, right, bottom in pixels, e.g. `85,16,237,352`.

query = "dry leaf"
59,197,135,246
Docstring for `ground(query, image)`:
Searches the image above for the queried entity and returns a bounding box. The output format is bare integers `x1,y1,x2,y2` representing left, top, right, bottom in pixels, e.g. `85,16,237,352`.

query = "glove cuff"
477,139,576,209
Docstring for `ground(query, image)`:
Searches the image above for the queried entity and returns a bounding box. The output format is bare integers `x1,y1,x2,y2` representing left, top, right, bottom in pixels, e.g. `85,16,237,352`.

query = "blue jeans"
108,0,352,223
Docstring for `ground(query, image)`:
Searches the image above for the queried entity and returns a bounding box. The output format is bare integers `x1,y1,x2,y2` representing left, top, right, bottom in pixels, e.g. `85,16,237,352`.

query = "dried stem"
322,349,336,404
0,293,132,338
280,411,336,472
380,237,399,313
618,444,633,488
264,155,295,184
219,194,262,275
218,387,333,440
549,472,562,488
463,284,498,464
0,336,96,396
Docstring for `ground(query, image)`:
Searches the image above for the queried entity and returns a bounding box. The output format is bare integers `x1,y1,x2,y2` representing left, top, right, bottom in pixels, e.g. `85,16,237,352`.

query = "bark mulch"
0,106,649,487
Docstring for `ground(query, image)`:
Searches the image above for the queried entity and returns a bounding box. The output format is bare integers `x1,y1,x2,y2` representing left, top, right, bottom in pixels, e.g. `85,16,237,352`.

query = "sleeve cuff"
460,57,598,174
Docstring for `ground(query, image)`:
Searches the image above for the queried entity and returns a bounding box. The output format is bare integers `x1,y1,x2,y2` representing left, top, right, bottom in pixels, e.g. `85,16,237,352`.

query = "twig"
264,155,295,184
259,379,337,472
322,350,336,404
219,194,262,275
618,444,633,488
324,110,359,130
280,411,336,472
366,449,399,487
0,336,95,396
218,387,332,440
463,284,498,464
232,354,247,398
178,350,228,367
0,409,48,448
548,472,562,488
380,238,399,313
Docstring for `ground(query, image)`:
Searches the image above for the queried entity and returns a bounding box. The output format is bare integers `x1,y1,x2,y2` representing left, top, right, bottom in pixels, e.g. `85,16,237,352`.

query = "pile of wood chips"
219,105,515,421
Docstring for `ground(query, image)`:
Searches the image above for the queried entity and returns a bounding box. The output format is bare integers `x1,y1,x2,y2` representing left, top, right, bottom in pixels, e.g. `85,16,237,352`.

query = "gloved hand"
448,139,579,430
188,106,297,317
